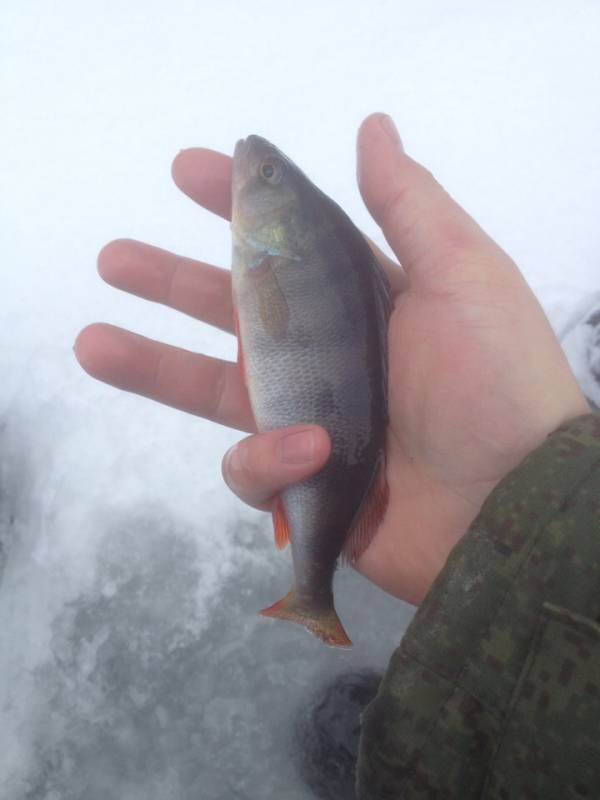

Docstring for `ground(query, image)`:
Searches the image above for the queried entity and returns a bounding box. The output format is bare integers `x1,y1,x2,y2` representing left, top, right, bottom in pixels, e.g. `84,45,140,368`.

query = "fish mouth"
233,136,250,162
233,135,277,170
231,135,284,234
232,138,250,229
232,137,259,196
232,136,275,227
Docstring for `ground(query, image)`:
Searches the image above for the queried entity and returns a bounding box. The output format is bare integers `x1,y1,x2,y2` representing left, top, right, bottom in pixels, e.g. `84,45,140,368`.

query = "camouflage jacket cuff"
357,413,600,799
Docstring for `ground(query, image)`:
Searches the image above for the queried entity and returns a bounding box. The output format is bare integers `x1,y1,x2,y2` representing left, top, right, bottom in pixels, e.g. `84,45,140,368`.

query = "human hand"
75,113,589,605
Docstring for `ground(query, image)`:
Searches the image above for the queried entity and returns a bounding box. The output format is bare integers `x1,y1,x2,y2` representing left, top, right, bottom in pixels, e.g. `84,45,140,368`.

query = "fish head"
232,135,315,259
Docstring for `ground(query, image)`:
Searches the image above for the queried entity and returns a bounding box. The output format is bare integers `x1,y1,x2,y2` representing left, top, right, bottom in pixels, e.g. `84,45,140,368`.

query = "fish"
230,135,391,647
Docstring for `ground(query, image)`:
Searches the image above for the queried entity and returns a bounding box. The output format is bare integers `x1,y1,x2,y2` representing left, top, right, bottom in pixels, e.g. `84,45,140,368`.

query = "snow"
1,1,599,797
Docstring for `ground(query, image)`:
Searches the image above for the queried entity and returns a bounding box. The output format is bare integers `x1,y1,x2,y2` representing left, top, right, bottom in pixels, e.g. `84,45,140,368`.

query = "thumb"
357,113,515,292
222,425,331,511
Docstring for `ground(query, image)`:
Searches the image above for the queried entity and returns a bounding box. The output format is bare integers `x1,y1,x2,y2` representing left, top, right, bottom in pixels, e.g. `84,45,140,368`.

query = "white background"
1,2,599,797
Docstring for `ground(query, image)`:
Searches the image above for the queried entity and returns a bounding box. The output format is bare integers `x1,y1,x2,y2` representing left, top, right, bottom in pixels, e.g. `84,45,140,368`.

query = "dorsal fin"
365,243,393,408
341,455,389,566
318,195,393,412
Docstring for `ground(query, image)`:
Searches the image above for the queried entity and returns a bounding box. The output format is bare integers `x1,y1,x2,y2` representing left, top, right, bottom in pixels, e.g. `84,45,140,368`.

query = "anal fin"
271,497,290,550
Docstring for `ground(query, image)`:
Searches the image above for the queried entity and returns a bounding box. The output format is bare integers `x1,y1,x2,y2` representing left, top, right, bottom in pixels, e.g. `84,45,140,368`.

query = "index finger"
172,148,233,220
357,113,519,292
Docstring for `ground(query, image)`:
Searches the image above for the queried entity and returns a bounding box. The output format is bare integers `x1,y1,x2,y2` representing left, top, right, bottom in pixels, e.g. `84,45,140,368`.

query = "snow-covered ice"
1,1,599,797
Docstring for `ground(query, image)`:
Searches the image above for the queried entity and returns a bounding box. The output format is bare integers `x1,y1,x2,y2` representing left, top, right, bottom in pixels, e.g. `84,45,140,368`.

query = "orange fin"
260,590,352,648
271,497,290,550
342,455,389,566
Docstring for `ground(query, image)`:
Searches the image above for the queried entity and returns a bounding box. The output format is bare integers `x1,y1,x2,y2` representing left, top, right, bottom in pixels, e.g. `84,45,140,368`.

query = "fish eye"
259,158,283,184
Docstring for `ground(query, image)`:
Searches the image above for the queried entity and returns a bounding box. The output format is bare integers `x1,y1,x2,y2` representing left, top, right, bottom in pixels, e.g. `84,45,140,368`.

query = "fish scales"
231,135,391,646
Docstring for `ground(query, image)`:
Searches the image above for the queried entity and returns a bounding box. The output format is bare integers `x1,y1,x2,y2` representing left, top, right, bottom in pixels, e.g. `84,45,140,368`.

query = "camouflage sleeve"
356,413,600,800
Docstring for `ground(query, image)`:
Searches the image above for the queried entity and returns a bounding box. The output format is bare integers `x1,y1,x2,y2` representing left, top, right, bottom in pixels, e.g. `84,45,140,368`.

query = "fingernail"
278,430,317,465
379,114,403,150
223,441,248,485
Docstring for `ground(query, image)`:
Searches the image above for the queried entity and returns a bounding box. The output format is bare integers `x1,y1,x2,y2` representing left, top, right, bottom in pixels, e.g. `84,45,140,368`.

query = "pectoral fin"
251,256,290,340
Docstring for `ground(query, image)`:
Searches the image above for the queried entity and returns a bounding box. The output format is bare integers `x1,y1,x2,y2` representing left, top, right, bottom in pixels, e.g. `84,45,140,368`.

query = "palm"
358,265,588,601
75,115,588,604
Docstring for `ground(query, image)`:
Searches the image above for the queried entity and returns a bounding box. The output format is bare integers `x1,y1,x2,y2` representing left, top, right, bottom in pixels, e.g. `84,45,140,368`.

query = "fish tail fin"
259,590,352,648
